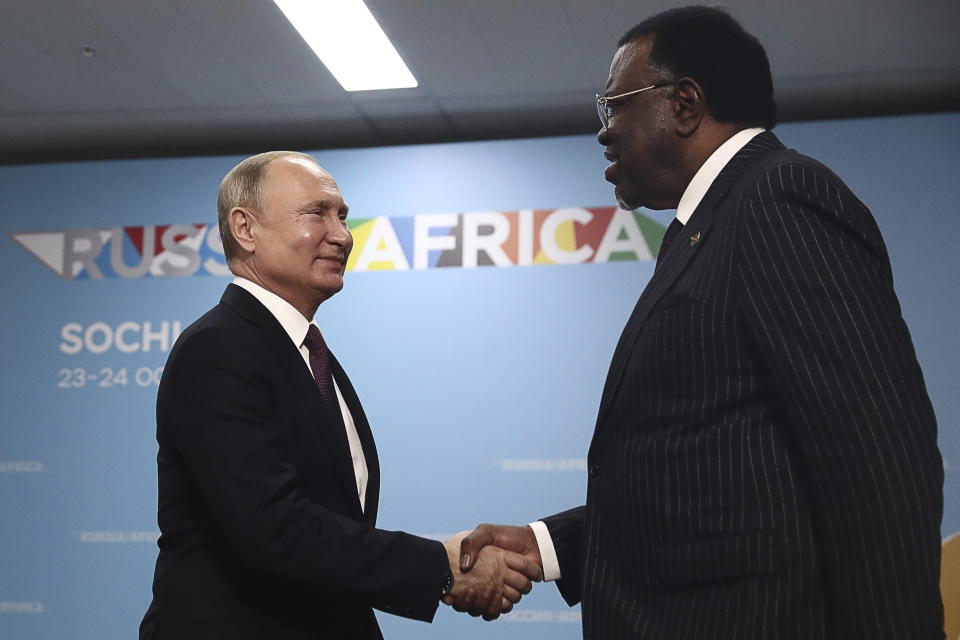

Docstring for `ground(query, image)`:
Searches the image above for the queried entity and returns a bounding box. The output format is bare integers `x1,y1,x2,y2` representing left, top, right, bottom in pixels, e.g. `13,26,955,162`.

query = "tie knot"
656,218,685,269
663,218,684,244
303,324,327,354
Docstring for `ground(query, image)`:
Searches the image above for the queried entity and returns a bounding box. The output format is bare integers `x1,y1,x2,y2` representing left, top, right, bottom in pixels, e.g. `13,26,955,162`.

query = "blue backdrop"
1,112,957,639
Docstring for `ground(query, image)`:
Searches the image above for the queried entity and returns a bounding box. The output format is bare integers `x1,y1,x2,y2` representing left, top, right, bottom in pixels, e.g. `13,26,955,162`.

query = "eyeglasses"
595,82,675,129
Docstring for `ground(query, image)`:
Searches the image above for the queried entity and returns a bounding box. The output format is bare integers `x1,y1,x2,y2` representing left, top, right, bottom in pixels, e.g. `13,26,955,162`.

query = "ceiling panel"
0,1,187,112
1,0,957,164
364,0,510,97
860,0,960,70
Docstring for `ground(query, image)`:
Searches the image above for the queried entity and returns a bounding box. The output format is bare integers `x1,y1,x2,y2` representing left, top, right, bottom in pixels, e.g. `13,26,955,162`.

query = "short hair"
217,150,318,262
618,6,776,130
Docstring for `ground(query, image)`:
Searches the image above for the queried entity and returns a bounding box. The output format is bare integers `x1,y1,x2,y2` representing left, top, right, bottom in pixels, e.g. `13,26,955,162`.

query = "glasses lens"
596,96,607,128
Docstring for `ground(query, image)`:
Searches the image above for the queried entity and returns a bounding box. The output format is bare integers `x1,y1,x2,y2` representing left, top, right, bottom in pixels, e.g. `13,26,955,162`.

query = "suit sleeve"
734,158,944,637
159,325,448,622
541,506,586,606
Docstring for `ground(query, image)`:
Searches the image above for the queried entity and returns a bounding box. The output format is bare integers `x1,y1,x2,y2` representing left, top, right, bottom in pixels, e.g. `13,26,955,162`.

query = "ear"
671,77,706,137
229,207,258,254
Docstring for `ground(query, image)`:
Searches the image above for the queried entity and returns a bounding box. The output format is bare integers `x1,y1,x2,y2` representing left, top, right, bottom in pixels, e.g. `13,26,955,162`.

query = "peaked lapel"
220,284,365,521
591,132,786,439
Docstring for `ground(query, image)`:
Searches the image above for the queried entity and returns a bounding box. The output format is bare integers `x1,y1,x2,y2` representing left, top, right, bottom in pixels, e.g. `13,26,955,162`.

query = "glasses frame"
596,82,675,129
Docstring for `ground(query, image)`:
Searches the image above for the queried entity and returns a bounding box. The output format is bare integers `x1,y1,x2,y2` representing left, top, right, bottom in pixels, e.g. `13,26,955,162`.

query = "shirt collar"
675,127,765,225
232,276,315,349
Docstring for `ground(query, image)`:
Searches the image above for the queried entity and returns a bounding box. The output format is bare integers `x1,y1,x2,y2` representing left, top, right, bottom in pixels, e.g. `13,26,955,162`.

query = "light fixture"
272,0,418,91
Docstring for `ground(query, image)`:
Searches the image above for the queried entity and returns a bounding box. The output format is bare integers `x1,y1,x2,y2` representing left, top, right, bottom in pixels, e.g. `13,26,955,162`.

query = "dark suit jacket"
140,284,448,640
543,132,945,639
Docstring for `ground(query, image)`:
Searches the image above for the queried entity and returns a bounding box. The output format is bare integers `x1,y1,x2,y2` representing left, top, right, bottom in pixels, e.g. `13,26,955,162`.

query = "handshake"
440,524,543,620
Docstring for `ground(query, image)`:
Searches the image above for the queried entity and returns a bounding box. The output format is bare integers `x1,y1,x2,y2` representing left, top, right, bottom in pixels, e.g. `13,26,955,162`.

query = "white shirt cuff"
528,521,561,582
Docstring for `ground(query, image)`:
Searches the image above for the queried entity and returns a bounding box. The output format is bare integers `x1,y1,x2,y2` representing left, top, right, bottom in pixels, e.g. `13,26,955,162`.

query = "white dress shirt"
530,127,766,582
675,127,765,224
232,276,369,512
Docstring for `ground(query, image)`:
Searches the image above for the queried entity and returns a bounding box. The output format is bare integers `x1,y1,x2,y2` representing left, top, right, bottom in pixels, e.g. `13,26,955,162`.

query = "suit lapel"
220,284,365,521
592,201,715,432
592,132,786,435
330,354,380,525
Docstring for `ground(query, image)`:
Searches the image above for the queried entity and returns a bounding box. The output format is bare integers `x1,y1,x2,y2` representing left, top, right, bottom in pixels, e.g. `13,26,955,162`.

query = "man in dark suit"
140,151,540,639
457,6,944,638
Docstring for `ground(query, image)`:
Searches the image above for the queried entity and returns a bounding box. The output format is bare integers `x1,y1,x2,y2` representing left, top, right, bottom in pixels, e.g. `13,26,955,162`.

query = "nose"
325,219,352,248
597,126,611,146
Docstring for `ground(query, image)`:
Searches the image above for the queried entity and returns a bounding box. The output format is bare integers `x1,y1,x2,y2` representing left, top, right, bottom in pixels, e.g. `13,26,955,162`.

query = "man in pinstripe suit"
455,6,945,638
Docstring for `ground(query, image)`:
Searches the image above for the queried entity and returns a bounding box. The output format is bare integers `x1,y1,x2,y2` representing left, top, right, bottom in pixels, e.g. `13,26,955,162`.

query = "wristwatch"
440,566,454,599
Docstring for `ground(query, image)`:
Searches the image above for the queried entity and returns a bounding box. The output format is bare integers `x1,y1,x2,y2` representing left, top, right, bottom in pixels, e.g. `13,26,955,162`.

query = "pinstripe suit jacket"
543,132,944,639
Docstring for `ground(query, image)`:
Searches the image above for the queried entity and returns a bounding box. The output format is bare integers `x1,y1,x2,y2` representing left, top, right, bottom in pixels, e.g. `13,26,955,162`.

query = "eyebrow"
300,199,350,217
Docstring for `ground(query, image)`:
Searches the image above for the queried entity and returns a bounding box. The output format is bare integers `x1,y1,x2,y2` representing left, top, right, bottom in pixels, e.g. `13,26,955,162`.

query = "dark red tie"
303,324,337,407
656,218,684,268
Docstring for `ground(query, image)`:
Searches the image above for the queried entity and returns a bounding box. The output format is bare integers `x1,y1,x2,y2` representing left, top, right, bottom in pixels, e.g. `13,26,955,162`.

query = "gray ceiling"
2,0,958,164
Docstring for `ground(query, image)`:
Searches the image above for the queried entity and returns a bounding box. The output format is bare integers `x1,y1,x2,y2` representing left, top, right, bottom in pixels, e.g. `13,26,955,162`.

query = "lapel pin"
689,231,701,247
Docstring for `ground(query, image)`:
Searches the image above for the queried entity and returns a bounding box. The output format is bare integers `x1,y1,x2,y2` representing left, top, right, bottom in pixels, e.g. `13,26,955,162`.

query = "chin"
315,278,344,298
615,188,642,212
617,188,670,212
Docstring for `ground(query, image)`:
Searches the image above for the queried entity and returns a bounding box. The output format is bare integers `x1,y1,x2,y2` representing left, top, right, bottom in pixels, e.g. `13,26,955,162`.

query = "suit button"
588,463,600,477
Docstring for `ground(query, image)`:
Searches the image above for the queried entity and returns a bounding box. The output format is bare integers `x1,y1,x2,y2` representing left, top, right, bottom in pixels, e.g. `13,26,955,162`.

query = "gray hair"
217,150,318,262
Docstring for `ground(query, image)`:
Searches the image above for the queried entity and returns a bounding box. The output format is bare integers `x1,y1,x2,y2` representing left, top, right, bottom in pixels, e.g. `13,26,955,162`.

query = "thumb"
459,525,494,572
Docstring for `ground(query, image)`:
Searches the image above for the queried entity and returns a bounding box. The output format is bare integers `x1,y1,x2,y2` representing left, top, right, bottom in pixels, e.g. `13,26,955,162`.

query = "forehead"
262,157,343,203
607,36,655,91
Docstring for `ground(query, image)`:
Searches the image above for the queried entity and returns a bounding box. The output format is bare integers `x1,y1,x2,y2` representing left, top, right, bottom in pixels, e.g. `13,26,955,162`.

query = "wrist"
440,564,454,599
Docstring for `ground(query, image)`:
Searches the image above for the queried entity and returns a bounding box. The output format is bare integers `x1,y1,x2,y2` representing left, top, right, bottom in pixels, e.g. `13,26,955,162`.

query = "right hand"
458,523,543,574
441,530,542,620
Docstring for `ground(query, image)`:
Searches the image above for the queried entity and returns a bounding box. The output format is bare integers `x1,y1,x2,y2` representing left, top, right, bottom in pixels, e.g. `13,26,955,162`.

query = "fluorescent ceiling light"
273,0,418,91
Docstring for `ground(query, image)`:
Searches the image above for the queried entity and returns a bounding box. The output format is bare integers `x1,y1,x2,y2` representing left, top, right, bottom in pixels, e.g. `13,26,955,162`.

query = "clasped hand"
441,524,544,620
